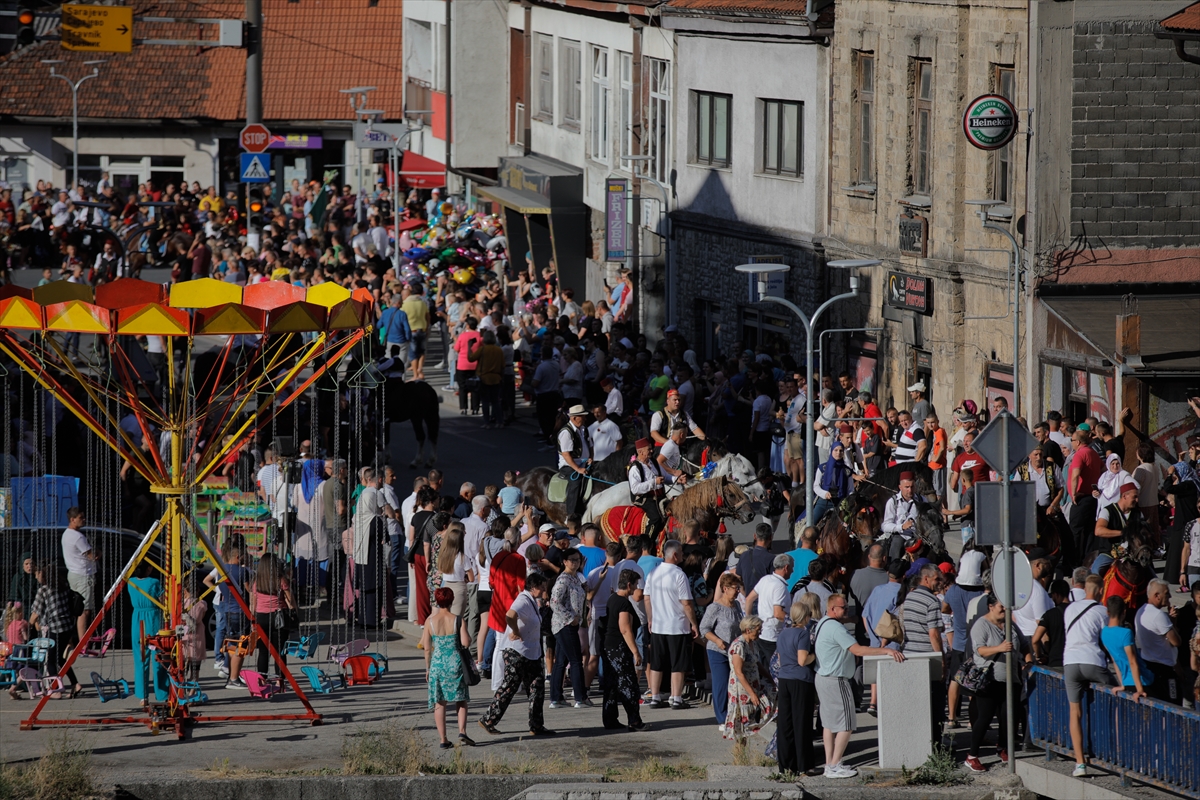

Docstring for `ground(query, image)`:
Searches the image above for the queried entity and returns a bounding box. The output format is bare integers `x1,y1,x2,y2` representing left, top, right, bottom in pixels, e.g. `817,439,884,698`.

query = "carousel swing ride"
0,276,372,738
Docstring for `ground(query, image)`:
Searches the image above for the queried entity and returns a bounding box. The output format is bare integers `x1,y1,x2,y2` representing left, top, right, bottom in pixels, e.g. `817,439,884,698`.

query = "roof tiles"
0,0,404,123
1162,0,1200,31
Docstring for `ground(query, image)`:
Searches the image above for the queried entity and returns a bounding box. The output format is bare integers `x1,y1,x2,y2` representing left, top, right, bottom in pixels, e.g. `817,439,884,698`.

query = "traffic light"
247,188,264,232
16,6,35,47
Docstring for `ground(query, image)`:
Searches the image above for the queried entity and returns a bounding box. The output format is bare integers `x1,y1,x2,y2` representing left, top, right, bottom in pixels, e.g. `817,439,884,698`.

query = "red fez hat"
1119,482,1138,495
635,438,652,449
667,389,679,397
838,423,853,434
900,471,915,481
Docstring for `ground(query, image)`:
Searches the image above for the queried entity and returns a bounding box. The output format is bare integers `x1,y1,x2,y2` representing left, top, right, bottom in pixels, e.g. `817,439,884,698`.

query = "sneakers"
574,698,595,708
528,726,556,737
823,764,858,779
224,678,246,690
998,749,1009,764
549,701,567,709
964,756,987,773
478,719,501,736
1072,763,1088,778
628,721,648,732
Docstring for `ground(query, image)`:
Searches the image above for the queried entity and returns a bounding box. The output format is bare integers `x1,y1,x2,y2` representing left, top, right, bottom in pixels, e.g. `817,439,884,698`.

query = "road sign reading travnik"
962,94,1018,151
61,4,133,53
240,123,271,153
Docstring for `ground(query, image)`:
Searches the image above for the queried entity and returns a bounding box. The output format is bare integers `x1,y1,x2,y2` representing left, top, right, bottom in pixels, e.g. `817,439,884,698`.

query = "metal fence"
1027,665,1200,799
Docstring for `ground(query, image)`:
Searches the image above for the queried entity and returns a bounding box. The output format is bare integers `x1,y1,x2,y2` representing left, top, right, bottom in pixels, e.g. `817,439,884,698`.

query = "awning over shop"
399,150,445,189
476,186,552,215
1041,293,1200,372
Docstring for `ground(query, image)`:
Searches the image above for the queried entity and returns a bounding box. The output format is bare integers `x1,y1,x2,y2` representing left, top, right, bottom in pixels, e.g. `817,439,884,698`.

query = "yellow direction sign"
61,4,133,53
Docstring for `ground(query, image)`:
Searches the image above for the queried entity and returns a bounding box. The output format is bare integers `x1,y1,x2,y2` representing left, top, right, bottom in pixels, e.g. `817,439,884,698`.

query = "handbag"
954,659,994,693
873,608,905,643
459,640,481,686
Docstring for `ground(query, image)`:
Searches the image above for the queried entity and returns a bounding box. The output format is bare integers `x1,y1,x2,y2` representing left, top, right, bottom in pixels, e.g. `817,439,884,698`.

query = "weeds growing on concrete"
0,732,95,800
730,739,775,768
340,723,699,781
901,745,970,786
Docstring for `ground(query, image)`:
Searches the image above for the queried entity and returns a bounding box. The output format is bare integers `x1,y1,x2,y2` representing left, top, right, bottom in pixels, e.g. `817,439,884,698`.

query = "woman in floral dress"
722,615,777,741
421,586,475,748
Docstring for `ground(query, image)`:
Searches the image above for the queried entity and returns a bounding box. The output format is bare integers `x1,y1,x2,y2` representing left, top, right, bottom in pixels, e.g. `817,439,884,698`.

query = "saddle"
548,472,594,504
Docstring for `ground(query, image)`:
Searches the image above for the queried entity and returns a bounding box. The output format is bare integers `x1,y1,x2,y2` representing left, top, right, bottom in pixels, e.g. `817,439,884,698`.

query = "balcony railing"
406,78,432,120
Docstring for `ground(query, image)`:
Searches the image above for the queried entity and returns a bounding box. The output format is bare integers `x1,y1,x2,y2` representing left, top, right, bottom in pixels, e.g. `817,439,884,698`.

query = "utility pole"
245,0,262,124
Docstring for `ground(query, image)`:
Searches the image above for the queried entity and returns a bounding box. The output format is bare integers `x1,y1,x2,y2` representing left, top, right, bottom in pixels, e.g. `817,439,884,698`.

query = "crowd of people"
4,170,1200,781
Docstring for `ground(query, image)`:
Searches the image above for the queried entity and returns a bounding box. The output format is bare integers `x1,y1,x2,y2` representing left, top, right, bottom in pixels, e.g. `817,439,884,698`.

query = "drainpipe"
523,2,533,155
445,0,453,180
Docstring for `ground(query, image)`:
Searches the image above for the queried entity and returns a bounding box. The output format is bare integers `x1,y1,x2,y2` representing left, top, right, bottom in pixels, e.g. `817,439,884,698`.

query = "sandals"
70,685,84,699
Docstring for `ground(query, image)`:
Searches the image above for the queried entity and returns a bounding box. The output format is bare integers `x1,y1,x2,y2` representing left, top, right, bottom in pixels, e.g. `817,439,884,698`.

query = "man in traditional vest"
557,404,593,516
881,472,921,560
1092,481,1142,575
628,438,669,536
649,389,706,447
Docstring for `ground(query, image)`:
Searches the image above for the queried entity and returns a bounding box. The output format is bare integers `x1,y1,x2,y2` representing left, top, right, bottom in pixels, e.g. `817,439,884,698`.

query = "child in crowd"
4,602,31,699
181,582,209,683
498,471,524,516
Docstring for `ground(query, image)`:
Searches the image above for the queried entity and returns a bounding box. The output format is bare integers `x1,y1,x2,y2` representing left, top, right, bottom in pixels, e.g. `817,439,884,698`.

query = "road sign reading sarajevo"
240,153,270,183
963,94,1018,151
61,4,133,53
972,410,1040,476
240,123,271,154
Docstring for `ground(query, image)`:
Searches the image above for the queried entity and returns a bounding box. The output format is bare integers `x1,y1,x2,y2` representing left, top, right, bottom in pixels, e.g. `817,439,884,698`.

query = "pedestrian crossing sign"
240,153,271,183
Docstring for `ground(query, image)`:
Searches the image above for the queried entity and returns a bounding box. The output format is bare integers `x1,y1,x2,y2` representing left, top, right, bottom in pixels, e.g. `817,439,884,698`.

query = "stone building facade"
825,0,1030,415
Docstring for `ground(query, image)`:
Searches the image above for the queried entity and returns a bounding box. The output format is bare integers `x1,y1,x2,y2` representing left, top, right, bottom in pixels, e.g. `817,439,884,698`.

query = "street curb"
114,773,602,800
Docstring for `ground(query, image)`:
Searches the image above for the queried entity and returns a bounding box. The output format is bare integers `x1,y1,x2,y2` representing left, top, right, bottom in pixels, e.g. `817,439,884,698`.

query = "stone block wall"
1071,19,1200,247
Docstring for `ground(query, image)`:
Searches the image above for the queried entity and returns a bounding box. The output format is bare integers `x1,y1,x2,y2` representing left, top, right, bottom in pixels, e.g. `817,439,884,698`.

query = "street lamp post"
966,200,1021,417
44,59,103,189
735,259,879,520
341,87,378,222
362,112,427,277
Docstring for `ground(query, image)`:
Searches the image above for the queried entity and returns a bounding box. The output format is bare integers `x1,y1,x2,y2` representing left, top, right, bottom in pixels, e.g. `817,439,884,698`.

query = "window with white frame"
560,39,582,129
591,46,610,163
646,58,670,183
761,99,802,177
536,34,554,120
618,51,633,167
694,91,731,168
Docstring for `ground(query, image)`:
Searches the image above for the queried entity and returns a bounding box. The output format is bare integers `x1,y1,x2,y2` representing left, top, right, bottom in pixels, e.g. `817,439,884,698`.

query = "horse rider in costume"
1092,481,1143,576
628,437,671,536
649,390,706,447
558,404,594,516
880,471,922,560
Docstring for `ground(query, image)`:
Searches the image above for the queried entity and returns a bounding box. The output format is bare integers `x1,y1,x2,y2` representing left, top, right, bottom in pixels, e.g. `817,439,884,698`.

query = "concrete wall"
404,0,511,175
827,0,1028,415
671,32,827,237
1069,8,1200,247
2,129,218,190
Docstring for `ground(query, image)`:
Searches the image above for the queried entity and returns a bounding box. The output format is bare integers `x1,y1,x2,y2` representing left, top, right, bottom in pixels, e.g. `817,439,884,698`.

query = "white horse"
582,452,762,523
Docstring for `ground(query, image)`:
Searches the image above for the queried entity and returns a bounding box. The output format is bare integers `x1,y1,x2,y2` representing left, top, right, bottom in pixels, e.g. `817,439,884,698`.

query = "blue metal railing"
1027,666,1200,798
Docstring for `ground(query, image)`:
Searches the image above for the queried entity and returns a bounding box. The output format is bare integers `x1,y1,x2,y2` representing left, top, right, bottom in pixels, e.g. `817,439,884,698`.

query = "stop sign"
240,123,272,153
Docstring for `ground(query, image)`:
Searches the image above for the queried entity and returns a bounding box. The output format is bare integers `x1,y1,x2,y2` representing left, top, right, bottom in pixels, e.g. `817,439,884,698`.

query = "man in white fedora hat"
557,404,593,515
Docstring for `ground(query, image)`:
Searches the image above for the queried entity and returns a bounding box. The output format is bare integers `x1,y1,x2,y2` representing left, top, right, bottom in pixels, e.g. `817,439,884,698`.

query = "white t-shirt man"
462,513,489,587
605,386,624,417
677,379,696,418
646,561,692,635
1013,580,1055,638
257,463,281,510
752,572,790,643
381,482,402,542
588,417,622,462
752,394,774,432
62,527,97,576
501,590,544,660
1134,603,1177,667
1062,599,1109,668
659,438,683,475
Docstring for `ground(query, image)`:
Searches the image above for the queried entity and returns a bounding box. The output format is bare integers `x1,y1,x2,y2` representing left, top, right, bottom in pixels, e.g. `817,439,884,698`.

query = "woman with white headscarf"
1094,452,1135,519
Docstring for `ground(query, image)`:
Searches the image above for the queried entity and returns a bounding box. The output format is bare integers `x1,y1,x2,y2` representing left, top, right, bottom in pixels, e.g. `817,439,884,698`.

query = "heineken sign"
962,94,1018,151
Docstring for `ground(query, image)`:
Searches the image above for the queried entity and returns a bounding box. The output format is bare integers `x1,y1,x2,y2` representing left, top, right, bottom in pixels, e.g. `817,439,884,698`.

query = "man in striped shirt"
892,410,928,464
900,563,948,732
